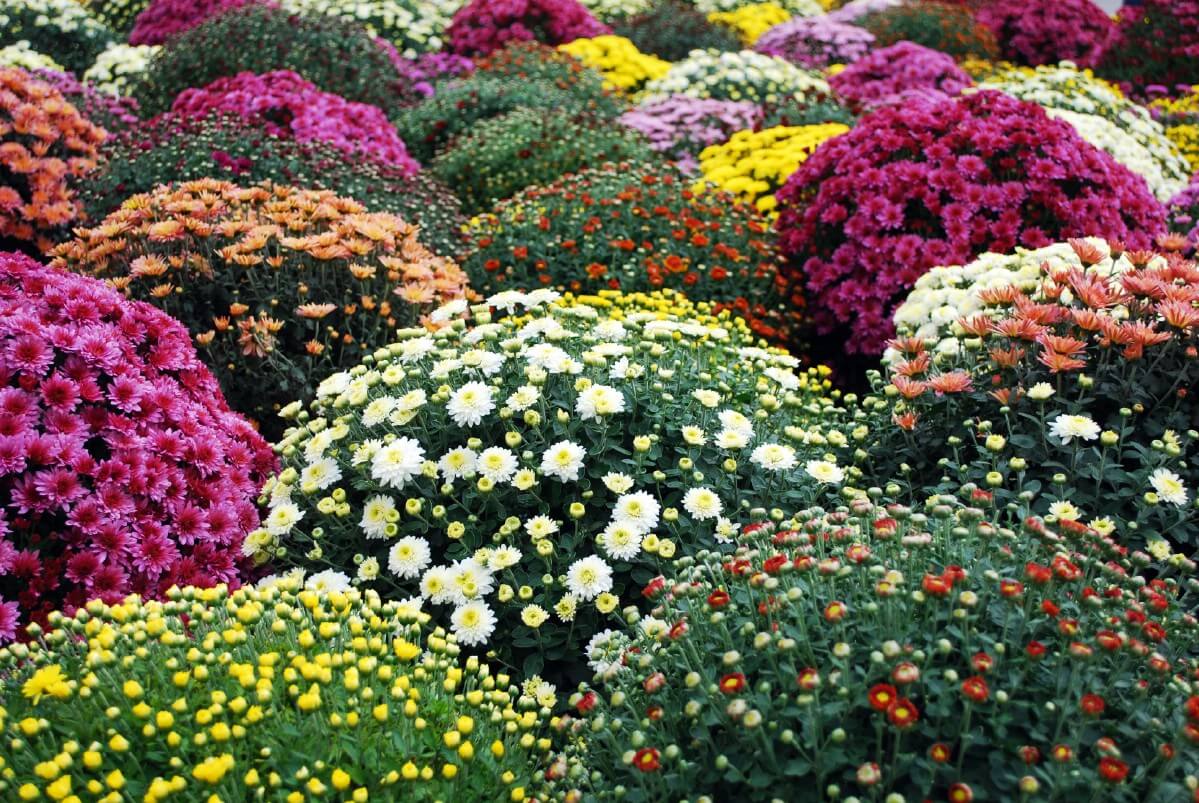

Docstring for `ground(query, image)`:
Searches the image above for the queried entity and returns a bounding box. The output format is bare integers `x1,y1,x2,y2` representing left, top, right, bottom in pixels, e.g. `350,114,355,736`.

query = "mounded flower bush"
856,0,998,61
558,35,670,93
31,69,140,134
829,41,972,110
613,0,741,62
579,0,652,21
51,179,471,435
447,0,610,57
129,0,264,45
707,3,795,47
255,290,861,677
0,68,106,254
0,0,114,75
430,107,654,214
132,4,417,116
549,501,1199,801
78,113,464,258
619,96,761,170
462,162,792,338
1151,89,1199,175
1101,0,1199,93
278,0,461,58
82,43,158,96
0,582,556,801
978,0,1115,69
871,239,1199,552
0,42,61,72
170,70,419,172
1169,178,1199,253
775,90,1166,354
640,49,830,106
754,16,875,69
0,252,275,641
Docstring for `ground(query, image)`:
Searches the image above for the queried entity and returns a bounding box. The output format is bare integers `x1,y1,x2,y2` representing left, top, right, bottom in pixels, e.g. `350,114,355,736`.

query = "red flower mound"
130,0,272,45
978,0,1116,69
828,41,972,111
775,90,1165,355
0,252,276,642
448,0,609,57
1102,0,1199,91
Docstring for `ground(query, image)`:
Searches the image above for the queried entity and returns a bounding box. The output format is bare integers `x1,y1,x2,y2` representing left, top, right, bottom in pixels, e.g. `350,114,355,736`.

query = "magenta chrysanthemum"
130,0,273,45
448,0,609,57
828,42,972,110
978,0,1116,69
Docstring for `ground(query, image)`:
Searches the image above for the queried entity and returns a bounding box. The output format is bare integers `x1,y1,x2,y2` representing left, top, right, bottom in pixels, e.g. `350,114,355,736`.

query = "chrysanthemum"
598,522,643,561
300,457,342,490
566,555,614,601
602,472,635,494
419,565,455,604
357,557,380,581
525,515,560,539
506,384,540,411
575,383,626,420
488,544,522,570
360,395,397,427
1048,500,1082,521
388,536,432,578
264,501,304,535
521,604,550,628
541,440,586,482
305,569,351,594
1049,413,1101,444
751,443,798,471
682,486,723,520
449,558,495,602
805,459,844,485
715,429,750,450
451,600,497,646
477,446,518,483
718,409,754,437
1150,468,1189,507
585,629,630,675
438,447,478,481
370,436,426,490
446,381,495,427
612,491,660,534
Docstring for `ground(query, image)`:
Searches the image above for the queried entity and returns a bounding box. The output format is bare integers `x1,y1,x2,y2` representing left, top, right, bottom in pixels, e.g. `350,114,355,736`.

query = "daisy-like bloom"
451,600,497,646
609,356,644,380
750,442,797,471
264,501,304,535
541,440,586,482
1089,516,1116,536
718,409,754,437
682,486,723,520
575,383,626,420
300,457,342,490
714,517,740,544
1028,382,1056,401
357,557,380,581
681,425,707,446
360,395,397,427
692,388,721,408
586,628,630,675
445,381,495,427
370,436,426,490
359,495,397,539
566,555,614,601
477,447,518,483
554,593,578,622
438,447,478,481
525,515,560,539
390,389,428,425
388,536,432,578
419,565,456,604
764,366,801,390
506,384,540,411
1147,538,1172,561
489,544,521,570
430,298,468,324
612,491,661,534
305,569,351,594
397,335,435,363
805,459,844,485
1150,467,1189,507
487,290,527,313
1049,413,1101,444
521,604,550,628
449,558,495,602
715,429,750,449
598,522,643,561
512,468,537,490
1048,500,1082,521
602,472,635,494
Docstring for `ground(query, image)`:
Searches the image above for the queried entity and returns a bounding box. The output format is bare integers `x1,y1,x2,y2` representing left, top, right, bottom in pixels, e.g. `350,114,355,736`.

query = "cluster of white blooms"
254,289,862,659
83,43,158,96
0,40,62,71
639,48,830,105
0,0,112,41
887,239,1146,362
693,0,821,14
577,0,653,20
278,0,464,57
977,64,1190,201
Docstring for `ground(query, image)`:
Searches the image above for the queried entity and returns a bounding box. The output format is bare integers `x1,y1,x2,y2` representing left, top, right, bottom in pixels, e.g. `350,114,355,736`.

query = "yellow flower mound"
1165,123,1199,173
558,35,671,92
696,123,849,214
1151,87,1199,173
709,2,792,45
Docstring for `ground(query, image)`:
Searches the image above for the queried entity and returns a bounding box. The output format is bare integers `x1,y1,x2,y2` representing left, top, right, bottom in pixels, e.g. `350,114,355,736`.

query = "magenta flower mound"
619,96,761,171
755,17,875,70
0,252,276,642
1168,177,1199,252
829,41,972,110
170,71,419,173
376,41,476,99
448,0,609,57
130,0,272,45
775,90,1167,355
978,0,1115,69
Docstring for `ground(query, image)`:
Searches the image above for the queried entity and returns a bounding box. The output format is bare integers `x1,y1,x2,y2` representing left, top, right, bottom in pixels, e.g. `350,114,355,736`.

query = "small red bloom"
948,783,973,803
891,662,920,685
928,743,952,763
1018,745,1041,765
643,672,666,694
971,652,994,673
1185,696,1199,722
797,668,821,691
641,576,666,599
719,673,746,695
706,589,730,608
922,573,951,597
823,601,848,623
1052,744,1074,762
575,691,597,713
1025,562,1052,584
632,747,661,773
1025,640,1047,659
886,698,919,729
1080,693,1106,717
1098,756,1129,783
999,579,1024,598
961,676,989,703
868,683,898,711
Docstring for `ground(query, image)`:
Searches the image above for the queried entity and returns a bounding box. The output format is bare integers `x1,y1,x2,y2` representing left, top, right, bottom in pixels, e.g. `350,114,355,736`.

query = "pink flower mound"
829,41,972,110
171,71,419,174
775,90,1166,355
755,18,875,69
448,0,609,57
130,0,272,45
978,0,1115,68
0,252,277,642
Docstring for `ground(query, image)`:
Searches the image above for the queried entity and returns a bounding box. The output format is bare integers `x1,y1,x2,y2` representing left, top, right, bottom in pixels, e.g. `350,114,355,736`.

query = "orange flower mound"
0,67,105,252
51,178,473,436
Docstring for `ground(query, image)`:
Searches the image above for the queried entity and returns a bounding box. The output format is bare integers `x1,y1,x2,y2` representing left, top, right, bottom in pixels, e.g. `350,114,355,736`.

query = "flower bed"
829,41,972,110
612,0,741,61
558,35,670,93
977,0,1115,69
640,48,830,105
754,16,875,69
447,0,609,56
0,0,114,75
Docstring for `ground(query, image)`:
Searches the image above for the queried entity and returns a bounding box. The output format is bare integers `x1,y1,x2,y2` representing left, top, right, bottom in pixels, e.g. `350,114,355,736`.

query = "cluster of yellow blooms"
1151,88,1199,173
696,123,849,214
708,3,792,45
0,582,555,802
558,35,671,93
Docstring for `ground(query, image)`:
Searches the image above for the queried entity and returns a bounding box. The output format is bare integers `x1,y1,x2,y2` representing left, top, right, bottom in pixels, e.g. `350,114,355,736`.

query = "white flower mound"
639,48,830,105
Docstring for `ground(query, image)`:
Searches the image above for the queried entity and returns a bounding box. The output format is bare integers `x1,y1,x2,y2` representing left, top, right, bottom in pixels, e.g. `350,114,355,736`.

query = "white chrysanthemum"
602,472,635,494
388,536,432,579
305,569,351,594
609,356,644,380
598,522,643,561
525,515,560,539
487,290,528,313
357,557,380,582
541,440,587,482
430,298,468,323
714,517,740,544
477,447,518,483
255,567,306,591
301,457,342,490
360,395,397,427
681,426,707,446
264,501,304,535
805,459,844,485
438,447,478,480
1049,414,1101,445
576,383,626,420
489,545,522,570
1150,468,1189,507
419,565,456,605
360,495,397,539
612,491,661,533
718,409,754,437
586,628,630,675
751,443,797,471
682,486,723,520
451,600,497,646
692,389,721,408
461,349,506,376
1048,500,1082,521
398,335,436,363
370,437,426,489
566,555,614,601
1028,382,1056,401
449,558,495,602
763,366,801,391
394,596,424,620
446,381,495,427
304,428,336,462
391,389,428,425
506,384,541,411
715,429,750,450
